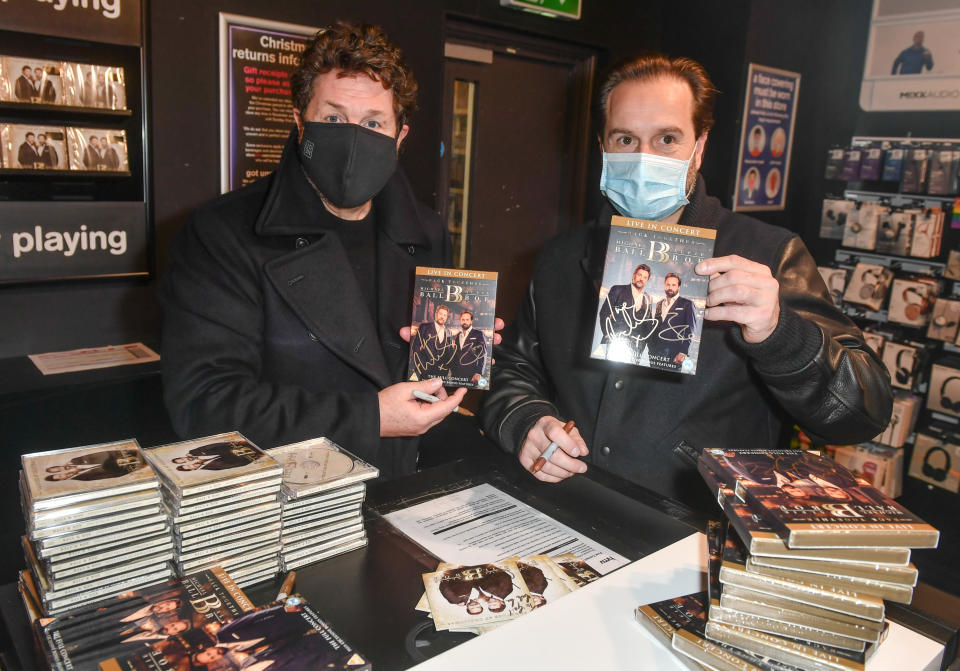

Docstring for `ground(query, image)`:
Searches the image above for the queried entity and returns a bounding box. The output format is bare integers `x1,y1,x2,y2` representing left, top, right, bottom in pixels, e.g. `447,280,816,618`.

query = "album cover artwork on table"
267,437,378,498
37,567,253,671
701,448,939,549
1,56,63,104
66,127,129,172
21,440,158,510
1,123,67,170
61,63,127,110
144,432,281,496
591,215,715,374
407,266,497,390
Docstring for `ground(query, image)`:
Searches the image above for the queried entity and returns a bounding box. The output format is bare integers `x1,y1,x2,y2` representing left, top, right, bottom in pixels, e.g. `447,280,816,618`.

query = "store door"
439,25,596,325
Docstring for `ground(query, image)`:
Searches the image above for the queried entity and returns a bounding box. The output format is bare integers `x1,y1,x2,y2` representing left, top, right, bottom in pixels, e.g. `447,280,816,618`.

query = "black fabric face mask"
297,122,398,208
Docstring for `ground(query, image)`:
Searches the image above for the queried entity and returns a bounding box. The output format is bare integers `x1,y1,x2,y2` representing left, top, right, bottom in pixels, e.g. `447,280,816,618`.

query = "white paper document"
383,483,628,574
29,342,159,375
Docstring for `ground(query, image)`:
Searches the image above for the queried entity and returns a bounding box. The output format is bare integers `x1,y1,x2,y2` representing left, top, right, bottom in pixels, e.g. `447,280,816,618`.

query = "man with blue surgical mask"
481,53,892,504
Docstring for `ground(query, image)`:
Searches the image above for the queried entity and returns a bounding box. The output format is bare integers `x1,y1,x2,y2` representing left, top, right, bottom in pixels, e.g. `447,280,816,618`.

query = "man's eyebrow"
605,126,687,137
321,100,389,118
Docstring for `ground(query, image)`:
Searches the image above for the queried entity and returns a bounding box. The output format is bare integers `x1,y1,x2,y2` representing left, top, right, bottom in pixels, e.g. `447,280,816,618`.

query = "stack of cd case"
19,440,174,615
143,431,283,588
267,437,379,570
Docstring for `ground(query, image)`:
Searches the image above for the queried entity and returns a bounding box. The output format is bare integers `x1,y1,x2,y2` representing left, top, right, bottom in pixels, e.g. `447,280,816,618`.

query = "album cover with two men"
407,266,497,390
592,215,716,375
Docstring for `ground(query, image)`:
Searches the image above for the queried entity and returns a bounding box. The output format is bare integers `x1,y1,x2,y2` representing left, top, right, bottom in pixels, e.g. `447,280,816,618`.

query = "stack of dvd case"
143,432,283,588
19,440,174,615
267,437,378,570
636,448,939,671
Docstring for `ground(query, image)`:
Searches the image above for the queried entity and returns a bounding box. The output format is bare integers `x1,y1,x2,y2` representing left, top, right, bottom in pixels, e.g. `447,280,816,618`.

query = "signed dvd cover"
591,215,715,374
407,266,497,389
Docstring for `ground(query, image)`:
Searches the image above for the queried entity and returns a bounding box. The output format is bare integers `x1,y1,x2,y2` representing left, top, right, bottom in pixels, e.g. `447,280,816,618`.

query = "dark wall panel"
0,0,661,362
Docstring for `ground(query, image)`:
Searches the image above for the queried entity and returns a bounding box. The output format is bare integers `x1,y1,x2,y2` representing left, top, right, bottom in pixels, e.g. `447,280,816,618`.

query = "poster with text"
860,0,960,112
219,13,317,193
733,63,800,212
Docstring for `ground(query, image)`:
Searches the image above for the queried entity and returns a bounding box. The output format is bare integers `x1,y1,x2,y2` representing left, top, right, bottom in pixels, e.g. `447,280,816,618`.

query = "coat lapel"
255,130,435,389
265,234,392,388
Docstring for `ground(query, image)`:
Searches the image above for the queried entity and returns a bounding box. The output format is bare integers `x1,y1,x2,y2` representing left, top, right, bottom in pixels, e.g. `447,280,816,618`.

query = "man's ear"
397,124,410,150
293,109,304,143
693,132,708,170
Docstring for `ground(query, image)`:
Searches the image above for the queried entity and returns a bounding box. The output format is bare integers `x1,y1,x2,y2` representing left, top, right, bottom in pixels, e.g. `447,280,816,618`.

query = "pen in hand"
531,420,576,474
276,571,296,601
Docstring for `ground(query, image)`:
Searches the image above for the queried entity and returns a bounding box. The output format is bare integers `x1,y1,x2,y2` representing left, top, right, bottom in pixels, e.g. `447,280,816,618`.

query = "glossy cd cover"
408,266,497,389
591,215,715,374
22,440,158,509
702,448,939,549
267,436,378,498
144,432,281,496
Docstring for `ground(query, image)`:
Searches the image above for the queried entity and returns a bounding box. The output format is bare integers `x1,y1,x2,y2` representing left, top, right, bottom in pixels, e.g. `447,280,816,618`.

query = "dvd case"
702,449,939,549
591,215,714,373
268,436,378,498
2,123,68,170
408,266,497,389
66,127,129,172
2,56,63,104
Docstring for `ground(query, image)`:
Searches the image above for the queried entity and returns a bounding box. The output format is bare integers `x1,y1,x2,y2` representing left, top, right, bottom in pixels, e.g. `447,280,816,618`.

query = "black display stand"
0,27,150,284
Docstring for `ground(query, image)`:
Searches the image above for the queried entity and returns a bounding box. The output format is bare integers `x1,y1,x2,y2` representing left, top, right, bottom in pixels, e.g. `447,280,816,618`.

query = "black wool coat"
160,133,451,478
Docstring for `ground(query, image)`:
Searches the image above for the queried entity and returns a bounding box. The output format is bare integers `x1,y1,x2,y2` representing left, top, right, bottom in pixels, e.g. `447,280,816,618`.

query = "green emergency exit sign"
500,0,581,20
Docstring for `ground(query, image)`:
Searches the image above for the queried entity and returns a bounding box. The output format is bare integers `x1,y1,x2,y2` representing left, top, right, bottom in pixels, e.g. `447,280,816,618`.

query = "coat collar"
253,128,431,250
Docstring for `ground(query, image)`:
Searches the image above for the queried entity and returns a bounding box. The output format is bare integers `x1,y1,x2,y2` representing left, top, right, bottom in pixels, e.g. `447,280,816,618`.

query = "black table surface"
0,449,708,671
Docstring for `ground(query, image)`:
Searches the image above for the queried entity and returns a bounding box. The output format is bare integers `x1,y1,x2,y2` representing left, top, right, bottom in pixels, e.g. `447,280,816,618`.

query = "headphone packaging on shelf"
926,361,960,419
843,262,893,312
859,144,884,181
816,266,848,308
927,298,960,342
819,198,855,240
874,391,920,449
926,146,960,196
944,250,960,280
834,443,903,498
909,208,944,258
887,277,938,327
882,341,921,390
823,147,844,179
840,147,862,181
875,210,913,256
901,147,930,193
881,146,905,182
841,202,883,250
862,330,887,357
909,433,959,493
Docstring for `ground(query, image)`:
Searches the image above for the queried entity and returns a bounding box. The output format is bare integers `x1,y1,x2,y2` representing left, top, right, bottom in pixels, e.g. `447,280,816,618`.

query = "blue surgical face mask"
600,143,698,220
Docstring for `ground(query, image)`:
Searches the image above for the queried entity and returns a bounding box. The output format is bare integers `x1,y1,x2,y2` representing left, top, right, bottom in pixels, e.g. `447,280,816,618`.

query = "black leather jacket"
480,180,893,500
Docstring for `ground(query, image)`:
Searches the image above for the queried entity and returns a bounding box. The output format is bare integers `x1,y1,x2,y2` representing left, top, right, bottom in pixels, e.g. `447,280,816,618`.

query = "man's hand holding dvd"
634,448,938,671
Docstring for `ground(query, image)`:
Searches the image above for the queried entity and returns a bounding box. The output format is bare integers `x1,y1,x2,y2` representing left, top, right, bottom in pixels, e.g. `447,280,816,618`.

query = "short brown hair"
598,53,718,137
291,21,418,127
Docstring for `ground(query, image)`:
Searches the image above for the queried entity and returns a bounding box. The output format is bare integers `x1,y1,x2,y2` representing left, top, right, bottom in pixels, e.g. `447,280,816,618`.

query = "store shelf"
0,101,132,118
834,248,945,275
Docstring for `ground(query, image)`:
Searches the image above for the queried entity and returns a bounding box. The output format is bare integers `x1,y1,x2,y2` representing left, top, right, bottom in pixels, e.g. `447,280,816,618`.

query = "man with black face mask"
481,53,892,505
161,22,468,478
